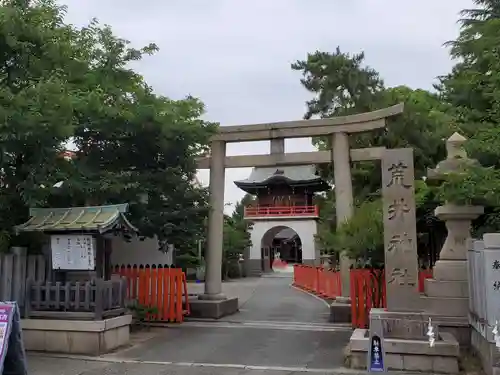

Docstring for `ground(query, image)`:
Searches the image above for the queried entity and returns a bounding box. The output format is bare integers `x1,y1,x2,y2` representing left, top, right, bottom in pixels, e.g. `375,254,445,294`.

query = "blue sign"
369,334,385,372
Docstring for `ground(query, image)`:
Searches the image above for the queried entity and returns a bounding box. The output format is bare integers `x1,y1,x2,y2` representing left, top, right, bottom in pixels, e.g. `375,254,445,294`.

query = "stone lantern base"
422,204,483,320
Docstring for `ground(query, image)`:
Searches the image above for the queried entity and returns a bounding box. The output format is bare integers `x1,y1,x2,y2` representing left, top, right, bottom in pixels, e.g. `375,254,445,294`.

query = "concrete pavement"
219,275,331,324
28,355,367,375
29,274,356,375
186,277,261,308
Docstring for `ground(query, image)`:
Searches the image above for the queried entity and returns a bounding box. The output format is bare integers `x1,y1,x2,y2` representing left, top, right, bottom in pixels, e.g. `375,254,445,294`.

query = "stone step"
420,295,468,317
424,279,469,298
329,302,351,323
433,260,467,281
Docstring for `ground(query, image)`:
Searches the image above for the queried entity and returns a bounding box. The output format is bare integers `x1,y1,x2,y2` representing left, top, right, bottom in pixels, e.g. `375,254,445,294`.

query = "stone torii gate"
192,104,404,318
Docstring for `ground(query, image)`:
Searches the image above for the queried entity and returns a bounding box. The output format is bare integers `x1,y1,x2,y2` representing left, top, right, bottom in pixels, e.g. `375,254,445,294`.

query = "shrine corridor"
30,274,356,374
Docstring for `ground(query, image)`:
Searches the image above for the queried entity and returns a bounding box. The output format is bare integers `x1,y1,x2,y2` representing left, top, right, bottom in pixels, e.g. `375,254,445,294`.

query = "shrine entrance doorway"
272,227,302,264
261,225,302,271
257,224,312,273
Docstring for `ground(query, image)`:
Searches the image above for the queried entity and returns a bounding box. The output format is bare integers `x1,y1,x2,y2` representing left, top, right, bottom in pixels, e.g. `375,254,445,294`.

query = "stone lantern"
424,133,483,314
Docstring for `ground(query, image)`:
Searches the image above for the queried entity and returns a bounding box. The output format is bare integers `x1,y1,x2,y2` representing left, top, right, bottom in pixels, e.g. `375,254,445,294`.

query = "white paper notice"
50,234,95,270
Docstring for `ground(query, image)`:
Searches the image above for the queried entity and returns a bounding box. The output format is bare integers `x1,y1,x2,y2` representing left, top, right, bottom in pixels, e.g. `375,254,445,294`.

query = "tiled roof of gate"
234,165,322,185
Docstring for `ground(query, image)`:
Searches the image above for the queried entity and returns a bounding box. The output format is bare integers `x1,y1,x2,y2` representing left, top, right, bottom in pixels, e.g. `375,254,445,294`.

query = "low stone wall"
349,328,460,374
471,327,500,375
329,301,351,323
189,297,239,319
245,259,263,277
21,315,132,355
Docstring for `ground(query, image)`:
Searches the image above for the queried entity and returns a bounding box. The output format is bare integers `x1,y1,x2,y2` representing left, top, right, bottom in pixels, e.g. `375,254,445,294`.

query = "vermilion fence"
350,268,433,328
112,264,190,323
350,269,386,329
293,265,342,299
293,265,433,329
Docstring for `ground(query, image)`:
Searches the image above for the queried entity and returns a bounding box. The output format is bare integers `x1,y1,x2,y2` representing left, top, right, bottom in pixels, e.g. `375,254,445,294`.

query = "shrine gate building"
234,165,329,276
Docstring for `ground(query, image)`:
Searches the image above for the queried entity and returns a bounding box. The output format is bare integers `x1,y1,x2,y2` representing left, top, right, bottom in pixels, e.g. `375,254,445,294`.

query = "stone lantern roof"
427,132,478,180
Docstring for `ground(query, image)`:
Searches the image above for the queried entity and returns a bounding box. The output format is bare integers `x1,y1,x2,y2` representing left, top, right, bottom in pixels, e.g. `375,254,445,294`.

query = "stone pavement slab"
110,325,351,369
29,355,431,375
105,277,350,370
28,355,368,375
28,355,108,375
187,277,261,307
219,276,330,324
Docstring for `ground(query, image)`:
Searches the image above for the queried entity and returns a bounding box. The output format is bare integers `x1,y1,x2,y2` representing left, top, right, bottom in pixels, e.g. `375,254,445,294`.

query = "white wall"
249,219,318,261
109,235,173,266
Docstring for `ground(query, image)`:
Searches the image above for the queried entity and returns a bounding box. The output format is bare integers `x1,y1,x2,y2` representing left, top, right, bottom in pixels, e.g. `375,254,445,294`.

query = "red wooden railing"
350,269,386,329
244,205,319,217
293,264,342,299
293,265,433,329
112,264,190,323
350,269,433,328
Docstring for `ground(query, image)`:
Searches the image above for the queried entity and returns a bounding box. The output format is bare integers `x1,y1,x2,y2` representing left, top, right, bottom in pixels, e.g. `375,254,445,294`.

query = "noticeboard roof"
14,204,138,234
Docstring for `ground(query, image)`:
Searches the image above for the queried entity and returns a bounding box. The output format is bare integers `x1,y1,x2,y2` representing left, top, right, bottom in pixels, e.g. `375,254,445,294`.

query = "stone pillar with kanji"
382,148,420,311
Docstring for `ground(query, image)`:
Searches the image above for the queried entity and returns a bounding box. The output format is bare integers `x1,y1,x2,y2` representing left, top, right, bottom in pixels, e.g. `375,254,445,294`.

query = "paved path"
28,355,366,375
29,274,355,375
187,277,261,308
220,275,332,324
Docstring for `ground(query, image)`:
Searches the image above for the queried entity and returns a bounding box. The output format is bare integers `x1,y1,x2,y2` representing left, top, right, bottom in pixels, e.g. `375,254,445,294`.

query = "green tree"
291,48,385,120
232,193,255,221
329,180,435,269
292,49,450,198
0,0,215,257
437,0,500,233
332,199,383,269
0,0,95,251
222,216,248,279
45,14,216,253
293,49,451,259
221,198,253,279
313,189,338,258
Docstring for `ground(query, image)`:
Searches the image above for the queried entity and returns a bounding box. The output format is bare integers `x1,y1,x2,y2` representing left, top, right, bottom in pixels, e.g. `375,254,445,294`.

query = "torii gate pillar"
200,140,226,300
333,132,354,298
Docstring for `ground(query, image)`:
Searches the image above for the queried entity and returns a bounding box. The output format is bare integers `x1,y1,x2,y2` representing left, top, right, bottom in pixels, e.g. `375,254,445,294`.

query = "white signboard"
50,234,95,270
469,240,487,321
484,248,500,327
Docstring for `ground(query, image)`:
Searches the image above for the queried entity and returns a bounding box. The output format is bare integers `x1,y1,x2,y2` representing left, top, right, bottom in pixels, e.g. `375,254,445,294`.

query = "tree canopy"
436,0,500,208
221,195,254,278
292,48,452,266
0,0,215,255
292,0,500,266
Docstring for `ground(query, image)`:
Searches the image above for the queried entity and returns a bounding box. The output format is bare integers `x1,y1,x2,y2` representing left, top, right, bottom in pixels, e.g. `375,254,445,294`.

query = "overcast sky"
59,0,473,212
